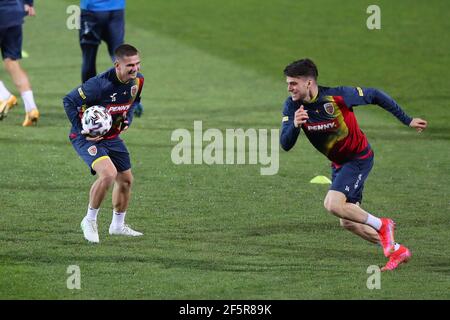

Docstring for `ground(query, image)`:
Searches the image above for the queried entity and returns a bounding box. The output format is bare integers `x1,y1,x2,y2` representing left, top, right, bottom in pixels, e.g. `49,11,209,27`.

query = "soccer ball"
81,105,112,137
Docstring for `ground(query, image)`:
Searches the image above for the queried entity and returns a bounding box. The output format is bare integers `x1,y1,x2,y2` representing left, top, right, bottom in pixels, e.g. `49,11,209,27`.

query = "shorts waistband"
357,148,373,160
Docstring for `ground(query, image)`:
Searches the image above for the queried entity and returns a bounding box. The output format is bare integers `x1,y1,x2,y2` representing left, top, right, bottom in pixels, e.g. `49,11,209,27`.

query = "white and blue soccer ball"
81,105,112,137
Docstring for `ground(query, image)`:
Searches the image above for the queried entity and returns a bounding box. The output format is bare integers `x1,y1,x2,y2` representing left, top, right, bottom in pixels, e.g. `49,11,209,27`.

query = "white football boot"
81,217,100,243
109,224,143,237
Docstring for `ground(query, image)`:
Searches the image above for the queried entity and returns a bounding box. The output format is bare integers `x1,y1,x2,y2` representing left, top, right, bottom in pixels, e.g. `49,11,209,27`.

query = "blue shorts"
330,152,374,204
0,25,22,60
71,135,131,175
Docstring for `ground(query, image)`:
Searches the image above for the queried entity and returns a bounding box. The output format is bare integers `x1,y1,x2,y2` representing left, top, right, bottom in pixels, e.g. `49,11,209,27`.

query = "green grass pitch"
0,0,449,299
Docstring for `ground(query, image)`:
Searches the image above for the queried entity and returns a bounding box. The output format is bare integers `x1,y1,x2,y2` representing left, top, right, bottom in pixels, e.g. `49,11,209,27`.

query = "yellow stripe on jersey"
91,156,110,169
356,87,364,97
78,87,86,99
282,116,289,122
310,92,319,103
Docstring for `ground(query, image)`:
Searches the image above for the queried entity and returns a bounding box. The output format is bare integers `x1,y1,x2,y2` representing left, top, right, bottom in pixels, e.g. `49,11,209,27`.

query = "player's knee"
116,170,133,190
120,175,133,189
324,197,343,215
99,168,117,186
4,58,19,72
101,175,116,187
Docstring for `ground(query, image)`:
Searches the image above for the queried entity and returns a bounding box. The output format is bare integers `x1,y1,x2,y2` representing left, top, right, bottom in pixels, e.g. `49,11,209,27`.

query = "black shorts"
79,9,124,50
0,25,22,60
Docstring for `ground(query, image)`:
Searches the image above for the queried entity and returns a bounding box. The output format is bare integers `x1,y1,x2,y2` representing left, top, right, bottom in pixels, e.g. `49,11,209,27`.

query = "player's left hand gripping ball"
120,120,129,132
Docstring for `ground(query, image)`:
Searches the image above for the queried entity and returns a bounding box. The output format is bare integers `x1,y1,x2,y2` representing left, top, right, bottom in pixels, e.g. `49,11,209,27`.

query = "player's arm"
280,100,303,151
63,79,100,134
341,86,427,131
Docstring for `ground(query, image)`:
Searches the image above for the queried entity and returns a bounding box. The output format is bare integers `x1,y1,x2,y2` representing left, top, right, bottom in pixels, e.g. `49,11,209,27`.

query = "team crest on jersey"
324,103,335,115
131,85,138,97
87,146,97,156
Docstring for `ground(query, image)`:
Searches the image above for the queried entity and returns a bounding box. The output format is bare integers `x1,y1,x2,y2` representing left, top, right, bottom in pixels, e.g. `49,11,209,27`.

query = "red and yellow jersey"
280,86,412,164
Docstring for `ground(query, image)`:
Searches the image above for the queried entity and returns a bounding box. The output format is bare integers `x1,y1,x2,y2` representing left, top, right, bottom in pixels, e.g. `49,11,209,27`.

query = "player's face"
286,76,310,101
115,55,141,82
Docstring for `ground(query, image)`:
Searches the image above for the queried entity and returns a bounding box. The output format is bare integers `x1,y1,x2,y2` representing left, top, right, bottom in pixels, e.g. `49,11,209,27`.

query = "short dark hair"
283,58,318,80
114,44,139,59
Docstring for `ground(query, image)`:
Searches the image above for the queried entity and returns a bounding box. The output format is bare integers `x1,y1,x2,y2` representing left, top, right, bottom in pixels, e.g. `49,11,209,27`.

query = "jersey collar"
309,93,319,103
303,87,320,105
115,70,130,84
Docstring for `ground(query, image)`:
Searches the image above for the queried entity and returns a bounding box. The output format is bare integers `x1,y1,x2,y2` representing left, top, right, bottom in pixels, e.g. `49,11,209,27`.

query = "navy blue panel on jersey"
330,151,374,204
0,25,22,60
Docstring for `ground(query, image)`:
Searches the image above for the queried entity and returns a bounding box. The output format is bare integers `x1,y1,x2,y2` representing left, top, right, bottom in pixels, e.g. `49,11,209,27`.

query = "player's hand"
85,136,104,141
81,129,104,141
409,118,427,132
24,4,36,16
294,105,309,128
120,120,129,133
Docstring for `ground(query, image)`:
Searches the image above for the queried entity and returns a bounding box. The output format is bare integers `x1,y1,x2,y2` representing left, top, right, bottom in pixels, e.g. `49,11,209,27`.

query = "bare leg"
112,169,133,212
4,58,31,93
109,169,142,236
324,190,372,223
90,158,117,208
339,218,380,244
4,58,40,126
324,190,380,244
80,157,117,243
